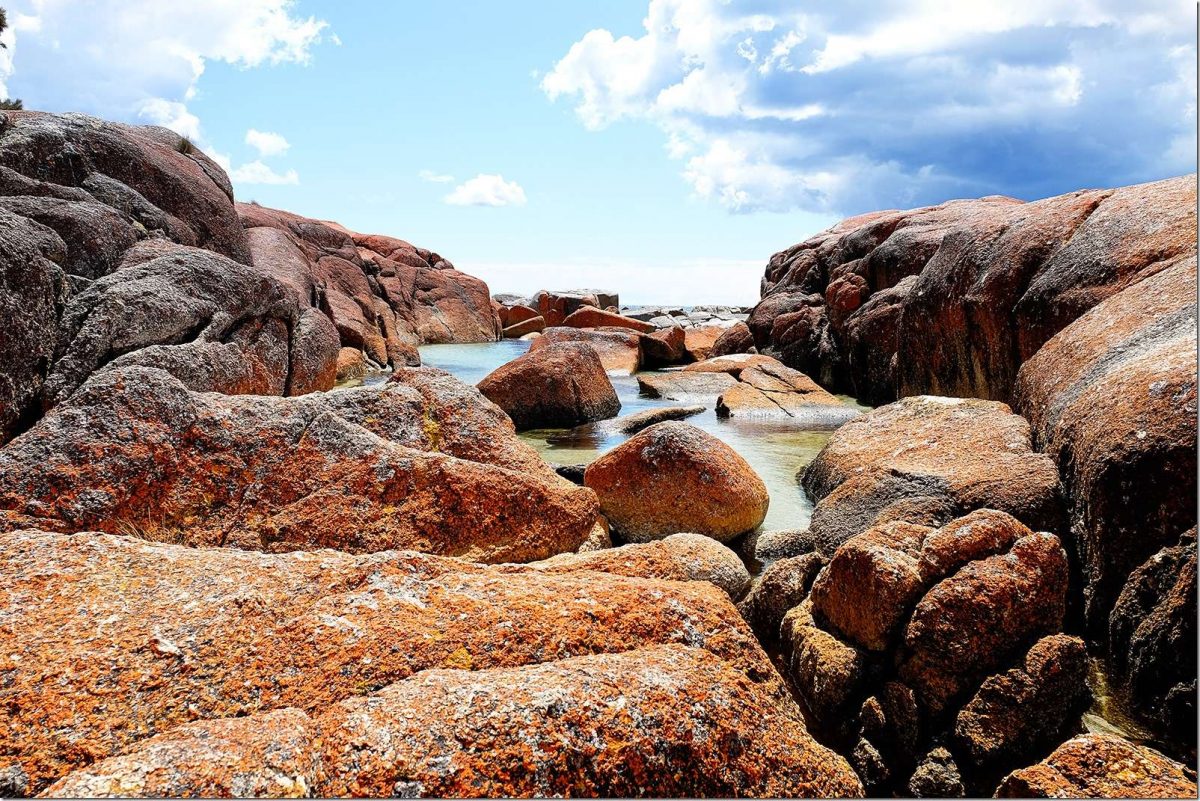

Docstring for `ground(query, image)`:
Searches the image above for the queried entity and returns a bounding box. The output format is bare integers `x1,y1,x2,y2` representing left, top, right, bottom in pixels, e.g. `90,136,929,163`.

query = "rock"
0,764,29,799
529,326,642,374
288,306,341,393
1015,256,1197,639
900,530,1070,714
502,314,545,338
710,320,755,356
505,303,539,324
42,708,321,799
683,325,724,360
478,341,620,430
800,395,1062,555
575,516,612,551
781,600,866,724
718,364,857,424
648,314,681,328
1107,530,1197,747
749,175,1195,406
528,532,751,599
736,527,818,564
554,463,587,485
637,370,738,401
907,748,965,798
335,346,370,382
533,289,600,326
810,520,933,651
1,528,849,795
0,365,598,562
682,353,784,376
547,404,706,447
491,292,529,307
995,734,1197,798
584,421,770,543
561,305,656,333
737,551,826,641
0,208,68,445
953,634,1090,772
639,325,687,366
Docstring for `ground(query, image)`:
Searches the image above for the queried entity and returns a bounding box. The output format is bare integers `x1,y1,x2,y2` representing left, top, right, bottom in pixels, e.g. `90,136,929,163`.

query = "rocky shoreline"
0,111,1195,798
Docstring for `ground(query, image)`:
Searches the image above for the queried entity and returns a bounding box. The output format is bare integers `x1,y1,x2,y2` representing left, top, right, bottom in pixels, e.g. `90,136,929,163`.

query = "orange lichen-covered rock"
682,325,725,361
0,528,799,794
995,734,1198,799
0,365,597,561
524,532,752,599
45,647,862,799
477,341,621,430
529,326,642,374
709,320,754,357
584,421,769,543
42,709,321,799
800,395,1063,554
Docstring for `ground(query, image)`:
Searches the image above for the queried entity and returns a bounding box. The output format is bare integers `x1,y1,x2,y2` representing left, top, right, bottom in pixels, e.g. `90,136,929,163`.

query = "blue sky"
2,1,1194,304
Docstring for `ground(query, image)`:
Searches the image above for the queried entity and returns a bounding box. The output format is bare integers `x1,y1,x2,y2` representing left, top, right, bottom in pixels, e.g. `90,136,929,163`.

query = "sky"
1,1,1195,305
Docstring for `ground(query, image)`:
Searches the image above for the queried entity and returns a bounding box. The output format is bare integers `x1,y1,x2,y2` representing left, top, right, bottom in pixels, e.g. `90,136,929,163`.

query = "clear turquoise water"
418,341,867,532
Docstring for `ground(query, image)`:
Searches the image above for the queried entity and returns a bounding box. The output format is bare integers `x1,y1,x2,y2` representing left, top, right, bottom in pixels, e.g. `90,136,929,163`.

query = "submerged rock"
584,421,769,543
477,341,620,430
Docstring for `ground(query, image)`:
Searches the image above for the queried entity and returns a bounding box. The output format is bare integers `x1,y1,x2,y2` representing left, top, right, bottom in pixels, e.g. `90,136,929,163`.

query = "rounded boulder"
477,341,620,431
584,421,769,543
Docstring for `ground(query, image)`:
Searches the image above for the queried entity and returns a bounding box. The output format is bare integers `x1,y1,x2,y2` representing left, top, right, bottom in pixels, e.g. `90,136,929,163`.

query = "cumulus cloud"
444,174,528,207
543,0,1197,214
230,160,300,185
245,128,290,157
419,169,456,183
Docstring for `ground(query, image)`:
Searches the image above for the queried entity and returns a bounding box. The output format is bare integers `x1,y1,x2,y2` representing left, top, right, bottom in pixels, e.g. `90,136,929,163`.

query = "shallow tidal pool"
418,340,868,532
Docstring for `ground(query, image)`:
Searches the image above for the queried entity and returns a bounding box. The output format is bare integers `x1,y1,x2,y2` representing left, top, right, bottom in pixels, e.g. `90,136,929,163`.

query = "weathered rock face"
0,366,598,562
526,532,751,600
683,325,724,361
800,395,1062,555
478,341,620,431
995,734,1198,799
1015,257,1198,641
637,370,738,401
1107,529,1197,750
0,111,500,445
529,326,642,374
532,289,612,326
639,325,687,366
547,404,706,448
781,510,1082,795
2,528,858,796
751,175,1195,406
710,320,754,357
45,646,861,799
584,421,769,543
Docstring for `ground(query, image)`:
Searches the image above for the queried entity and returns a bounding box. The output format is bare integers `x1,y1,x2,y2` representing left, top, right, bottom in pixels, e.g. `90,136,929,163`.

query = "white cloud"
230,160,299,185
418,169,456,183
2,0,327,156
543,0,1197,214
444,174,527,207
245,128,290,157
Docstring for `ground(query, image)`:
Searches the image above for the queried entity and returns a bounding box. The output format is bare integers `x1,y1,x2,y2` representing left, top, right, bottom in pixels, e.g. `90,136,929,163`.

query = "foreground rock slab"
477,341,620,430
800,395,1062,555
0,366,597,561
2,528,855,796
995,734,1197,798
584,421,769,543
45,646,861,799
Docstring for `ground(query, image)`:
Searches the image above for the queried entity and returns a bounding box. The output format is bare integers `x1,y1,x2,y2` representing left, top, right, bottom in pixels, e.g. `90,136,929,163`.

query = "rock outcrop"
800,395,1062,555
1,528,858,796
781,510,1085,794
0,111,501,447
0,366,597,562
477,341,621,430
995,734,1198,799
584,421,769,543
